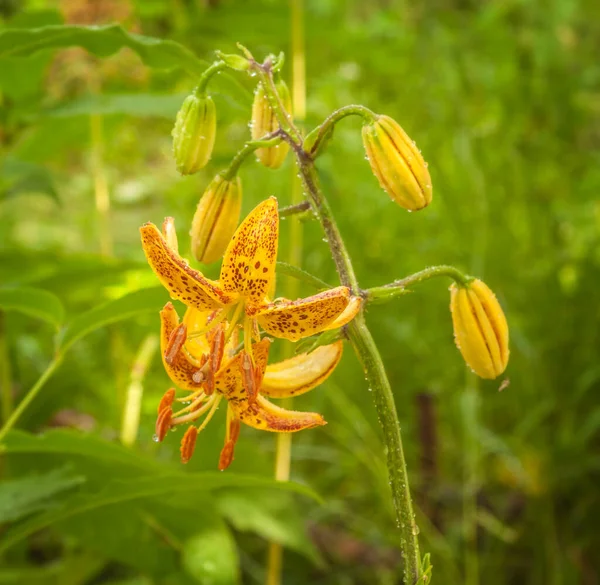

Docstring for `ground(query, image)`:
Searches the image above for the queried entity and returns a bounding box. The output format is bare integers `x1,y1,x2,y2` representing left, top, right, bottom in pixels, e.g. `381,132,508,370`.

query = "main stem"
298,162,422,585
252,65,422,584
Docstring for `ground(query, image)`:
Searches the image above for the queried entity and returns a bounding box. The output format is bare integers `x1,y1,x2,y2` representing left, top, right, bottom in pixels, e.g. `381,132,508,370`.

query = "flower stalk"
254,61,424,584
366,265,471,303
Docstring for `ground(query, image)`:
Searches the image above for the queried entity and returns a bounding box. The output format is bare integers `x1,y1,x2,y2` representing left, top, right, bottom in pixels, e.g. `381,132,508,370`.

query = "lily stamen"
164,323,187,365
172,391,207,417
172,394,217,425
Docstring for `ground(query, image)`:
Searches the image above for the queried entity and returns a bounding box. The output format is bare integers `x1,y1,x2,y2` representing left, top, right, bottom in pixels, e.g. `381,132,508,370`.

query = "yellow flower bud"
450,279,509,379
172,94,216,175
190,175,242,264
251,80,291,169
362,115,432,211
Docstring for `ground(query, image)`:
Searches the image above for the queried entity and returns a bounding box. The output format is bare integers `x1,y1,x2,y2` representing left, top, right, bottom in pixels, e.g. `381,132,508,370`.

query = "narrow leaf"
44,93,188,119
57,287,167,353
0,473,319,553
0,467,85,523
276,261,332,290
0,24,204,76
0,287,64,328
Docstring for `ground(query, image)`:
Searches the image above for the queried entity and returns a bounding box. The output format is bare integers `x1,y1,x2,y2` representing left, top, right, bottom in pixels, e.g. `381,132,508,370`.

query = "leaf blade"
0,24,204,76
0,287,65,328
57,287,168,353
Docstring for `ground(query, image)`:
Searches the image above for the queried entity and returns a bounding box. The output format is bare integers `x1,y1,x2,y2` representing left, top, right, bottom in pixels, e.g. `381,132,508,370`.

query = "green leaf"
294,327,344,355
183,521,239,585
0,24,204,76
218,490,323,567
275,261,332,290
57,287,167,353
43,93,188,119
0,466,85,523
0,287,65,328
0,473,318,554
0,158,59,202
0,429,162,470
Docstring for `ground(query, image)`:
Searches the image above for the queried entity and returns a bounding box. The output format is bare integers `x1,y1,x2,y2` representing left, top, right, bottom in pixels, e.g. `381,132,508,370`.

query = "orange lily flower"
155,303,344,469
140,197,360,346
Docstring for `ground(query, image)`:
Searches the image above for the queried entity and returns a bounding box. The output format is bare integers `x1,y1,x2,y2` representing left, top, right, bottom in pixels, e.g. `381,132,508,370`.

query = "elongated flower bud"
190,174,242,264
450,279,509,379
172,94,216,175
251,80,291,169
362,115,432,211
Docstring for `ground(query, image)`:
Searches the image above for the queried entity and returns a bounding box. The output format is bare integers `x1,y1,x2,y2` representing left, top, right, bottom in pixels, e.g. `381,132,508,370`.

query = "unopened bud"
362,115,432,211
172,93,216,175
251,80,291,169
450,279,509,379
190,174,242,264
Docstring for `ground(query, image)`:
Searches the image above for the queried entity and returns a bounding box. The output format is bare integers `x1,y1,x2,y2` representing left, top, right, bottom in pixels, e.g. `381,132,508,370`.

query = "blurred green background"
1,1,599,584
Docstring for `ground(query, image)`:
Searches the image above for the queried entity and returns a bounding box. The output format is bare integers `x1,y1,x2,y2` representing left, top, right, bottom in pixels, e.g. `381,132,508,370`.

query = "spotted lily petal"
160,303,204,390
141,223,236,311
253,286,351,341
261,342,343,398
214,338,271,402
219,197,278,306
233,394,326,432
322,296,362,331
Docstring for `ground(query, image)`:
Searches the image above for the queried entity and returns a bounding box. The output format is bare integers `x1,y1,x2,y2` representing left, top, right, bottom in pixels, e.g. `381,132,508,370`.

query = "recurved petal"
219,197,278,306
262,341,343,398
141,223,235,311
232,394,326,432
214,338,271,401
254,286,351,341
160,303,205,390
322,296,362,331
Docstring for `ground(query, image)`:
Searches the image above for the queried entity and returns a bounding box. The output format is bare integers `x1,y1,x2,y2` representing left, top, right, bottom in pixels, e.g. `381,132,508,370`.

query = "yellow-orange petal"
190,174,242,264
450,280,509,379
232,394,326,432
362,115,432,211
182,307,212,359
261,341,343,398
162,217,179,254
214,338,271,402
322,296,362,331
160,303,205,390
220,198,278,306
140,223,235,311
253,286,351,341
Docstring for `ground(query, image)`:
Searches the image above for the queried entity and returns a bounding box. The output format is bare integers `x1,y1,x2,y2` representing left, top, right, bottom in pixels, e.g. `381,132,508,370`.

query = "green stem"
306,104,377,157
0,355,63,443
0,311,13,424
194,61,226,96
257,67,423,585
367,265,471,303
250,64,302,143
278,200,311,218
348,314,421,584
222,134,283,179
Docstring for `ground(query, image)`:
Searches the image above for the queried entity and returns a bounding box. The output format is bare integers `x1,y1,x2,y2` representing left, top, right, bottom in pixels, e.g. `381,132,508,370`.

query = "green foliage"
1,1,599,584
0,24,204,75
0,287,64,328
